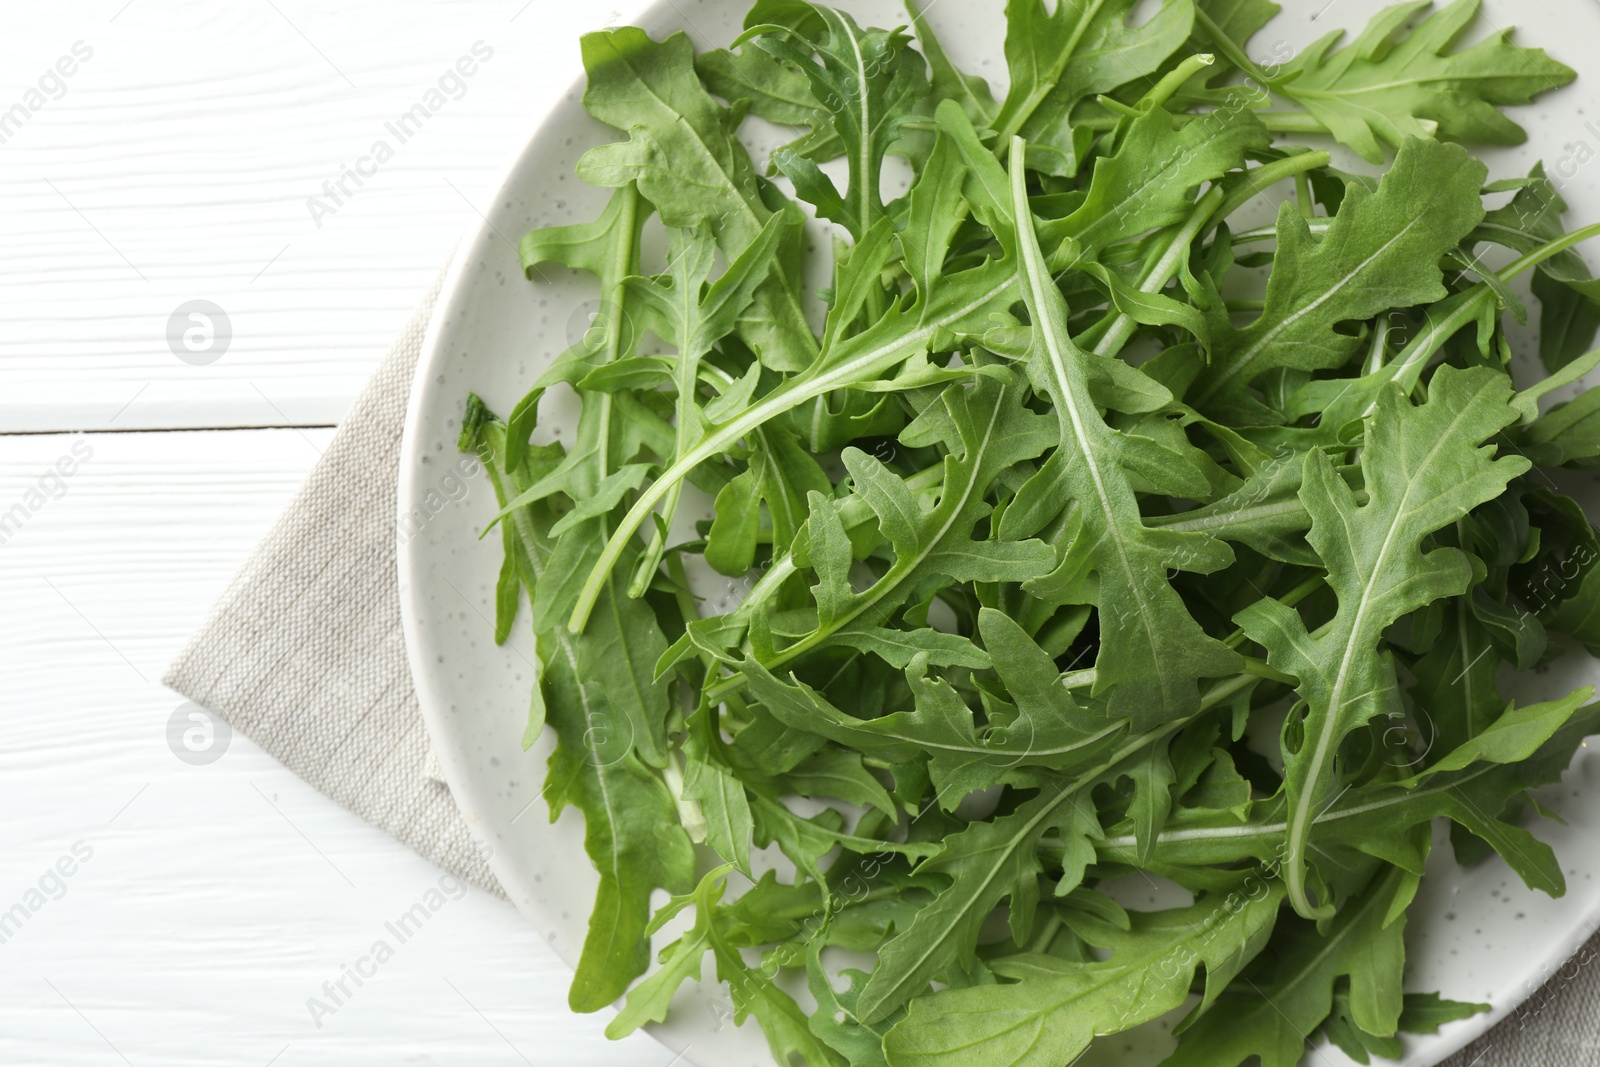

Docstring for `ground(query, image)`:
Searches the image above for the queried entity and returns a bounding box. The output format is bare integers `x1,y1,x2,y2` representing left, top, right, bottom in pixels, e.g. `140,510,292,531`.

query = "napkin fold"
163,275,499,896
163,277,1600,1065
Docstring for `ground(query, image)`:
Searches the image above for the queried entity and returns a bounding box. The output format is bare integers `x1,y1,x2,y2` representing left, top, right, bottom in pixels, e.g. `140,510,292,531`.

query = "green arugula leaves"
885,879,1284,1065
1248,0,1573,162
1188,136,1487,421
1238,367,1530,915
464,1,1600,1064
1007,134,1240,729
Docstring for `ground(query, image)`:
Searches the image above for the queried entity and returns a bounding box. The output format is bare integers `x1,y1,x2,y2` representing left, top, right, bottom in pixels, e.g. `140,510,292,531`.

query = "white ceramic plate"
398,2,1600,1063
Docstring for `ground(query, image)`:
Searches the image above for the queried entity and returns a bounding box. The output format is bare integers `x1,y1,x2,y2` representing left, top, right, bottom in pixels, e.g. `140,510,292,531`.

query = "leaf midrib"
571,269,1015,630
1014,144,1170,702
1195,214,1425,405
1284,400,1478,877
767,388,1007,670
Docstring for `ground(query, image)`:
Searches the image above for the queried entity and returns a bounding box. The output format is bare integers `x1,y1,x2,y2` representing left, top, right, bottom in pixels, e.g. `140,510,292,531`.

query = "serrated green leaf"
1190,136,1486,421
1236,366,1529,916
1007,136,1241,729
883,882,1283,1066
577,27,817,371
1164,867,1409,1066
1262,0,1576,162
993,0,1195,174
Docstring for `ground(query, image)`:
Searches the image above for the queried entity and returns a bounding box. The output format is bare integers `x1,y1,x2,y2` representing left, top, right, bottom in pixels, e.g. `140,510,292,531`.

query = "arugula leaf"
899,131,969,300
994,0,1195,174
697,40,822,127
567,254,1020,631
1290,0,1573,158
1524,385,1600,468
1236,366,1530,916
1007,135,1240,728
1471,164,1600,370
608,868,847,1066
741,652,1123,804
1203,0,1576,162
882,881,1283,1066
1535,269,1600,372
1100,690,1597,889
1039,103,1271,262
753,4,931,239
1188,136,1486,421
1193,0,1280,57
705,423,831,576
904,0,996,126
623,215,787,589
851,694,1248,1026
807,943,898,1067
1167,867,1411,1066
757,372,1055,674
465,408,695,1013
577,27,817,371
1407,598,1504,764
854,782,1105,1023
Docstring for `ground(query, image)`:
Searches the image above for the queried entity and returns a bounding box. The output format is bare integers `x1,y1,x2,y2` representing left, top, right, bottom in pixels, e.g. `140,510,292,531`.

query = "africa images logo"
306,42,494,229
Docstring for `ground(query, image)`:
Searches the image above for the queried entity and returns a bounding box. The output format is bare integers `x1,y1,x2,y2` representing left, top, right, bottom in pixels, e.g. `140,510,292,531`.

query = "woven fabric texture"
163,276,500,896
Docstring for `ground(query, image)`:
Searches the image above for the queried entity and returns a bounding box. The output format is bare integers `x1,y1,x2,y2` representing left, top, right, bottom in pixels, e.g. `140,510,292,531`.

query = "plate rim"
394,41,593,946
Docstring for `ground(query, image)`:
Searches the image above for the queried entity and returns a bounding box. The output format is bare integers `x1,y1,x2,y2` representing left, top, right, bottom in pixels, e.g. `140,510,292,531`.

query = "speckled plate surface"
397,2,1600,1063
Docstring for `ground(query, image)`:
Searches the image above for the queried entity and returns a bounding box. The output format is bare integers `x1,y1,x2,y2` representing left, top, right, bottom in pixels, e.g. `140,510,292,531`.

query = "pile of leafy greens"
458,0,1600,1062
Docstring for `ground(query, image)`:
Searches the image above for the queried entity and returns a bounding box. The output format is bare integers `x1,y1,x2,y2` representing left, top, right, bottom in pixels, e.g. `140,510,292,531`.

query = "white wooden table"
0,2,669,1063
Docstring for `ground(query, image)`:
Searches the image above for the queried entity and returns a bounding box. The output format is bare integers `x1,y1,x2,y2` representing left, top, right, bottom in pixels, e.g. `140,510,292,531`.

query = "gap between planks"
0,423,339,437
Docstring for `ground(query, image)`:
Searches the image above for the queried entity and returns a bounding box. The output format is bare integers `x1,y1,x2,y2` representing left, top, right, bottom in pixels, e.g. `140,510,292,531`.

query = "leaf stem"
1025,911,1064,952
1294,172,1315,219
1139,54,1216,113
1076,109,1328,134
1231,218,1331,244
566,273,1015,632
1092,184,1225,357
595,184,640,498
1192,8,1272,87
1239,656,1296,685
1386,220,1600,398
1210,151,1332,227
1092,95,1145,121
1364,312,1391,375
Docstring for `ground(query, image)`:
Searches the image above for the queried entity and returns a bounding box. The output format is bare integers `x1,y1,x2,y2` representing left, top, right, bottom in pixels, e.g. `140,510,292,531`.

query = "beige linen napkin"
162,275,498,896
162,279,1600,1065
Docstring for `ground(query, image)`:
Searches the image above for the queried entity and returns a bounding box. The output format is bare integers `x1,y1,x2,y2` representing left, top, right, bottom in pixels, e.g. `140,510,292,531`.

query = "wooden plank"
0,429,657,1065
0,1,648,433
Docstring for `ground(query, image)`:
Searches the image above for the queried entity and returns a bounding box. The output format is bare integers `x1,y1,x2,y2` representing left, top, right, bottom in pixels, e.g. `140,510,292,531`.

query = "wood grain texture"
0,429,660,1065
0,0,649,432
